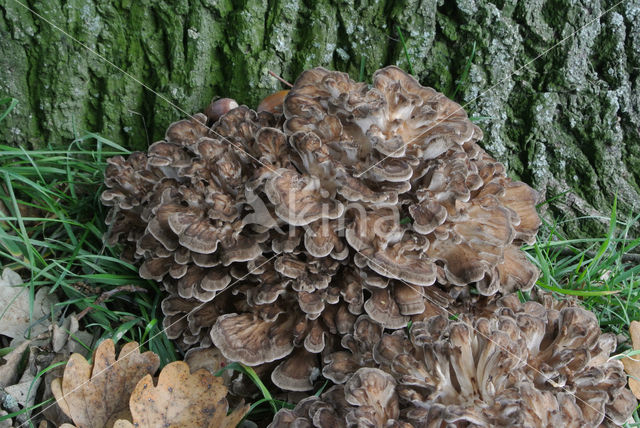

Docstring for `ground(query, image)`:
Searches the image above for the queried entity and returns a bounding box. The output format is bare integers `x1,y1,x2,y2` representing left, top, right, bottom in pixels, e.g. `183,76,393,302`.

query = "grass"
396,27,414,76
451,41,476,100
0,136,179,425
0,138,177,363
525,197,640,339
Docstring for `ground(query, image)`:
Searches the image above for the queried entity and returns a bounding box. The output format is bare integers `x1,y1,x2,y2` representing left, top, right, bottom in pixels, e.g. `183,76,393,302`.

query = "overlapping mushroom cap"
269,368,412,428
321,292,636,427
102,66,542,390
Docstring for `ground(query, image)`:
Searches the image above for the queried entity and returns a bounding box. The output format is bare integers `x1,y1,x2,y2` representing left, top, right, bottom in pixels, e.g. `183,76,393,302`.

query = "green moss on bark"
1,0,639,238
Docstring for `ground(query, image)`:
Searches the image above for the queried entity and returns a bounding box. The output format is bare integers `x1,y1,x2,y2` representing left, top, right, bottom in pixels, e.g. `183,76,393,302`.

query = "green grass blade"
0,97,18,122
396,27,414,75
452,41,476,99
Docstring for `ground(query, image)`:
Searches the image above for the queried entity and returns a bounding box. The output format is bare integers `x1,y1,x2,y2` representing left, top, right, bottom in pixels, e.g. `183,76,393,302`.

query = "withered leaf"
52,339,160,428
0,340,30,388
52,314,92,355
114,361,248,428
0,267,57,339
623,320,640,399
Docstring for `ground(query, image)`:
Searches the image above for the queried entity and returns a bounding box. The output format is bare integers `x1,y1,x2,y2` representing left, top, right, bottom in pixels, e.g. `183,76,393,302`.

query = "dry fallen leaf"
0,267,57,340
50,313,93,355
0,340,30,388
5,360,39,409
51,339,160,428
0,312,94,427
42,313,93,426
113,361,249,428
623,320,640,399
0,267,21,287
0,341,41,426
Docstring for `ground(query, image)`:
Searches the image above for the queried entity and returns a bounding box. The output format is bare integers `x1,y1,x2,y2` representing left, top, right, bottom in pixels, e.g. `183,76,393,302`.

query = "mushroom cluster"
101,66,633,424
102,66,636,425
281,292,636,427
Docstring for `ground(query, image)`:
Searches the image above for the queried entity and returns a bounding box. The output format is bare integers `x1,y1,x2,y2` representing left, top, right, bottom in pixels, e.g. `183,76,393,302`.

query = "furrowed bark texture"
1,0,639,237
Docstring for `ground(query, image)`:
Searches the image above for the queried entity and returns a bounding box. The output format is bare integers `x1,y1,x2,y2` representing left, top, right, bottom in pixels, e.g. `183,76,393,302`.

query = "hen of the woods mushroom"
102,66,635,425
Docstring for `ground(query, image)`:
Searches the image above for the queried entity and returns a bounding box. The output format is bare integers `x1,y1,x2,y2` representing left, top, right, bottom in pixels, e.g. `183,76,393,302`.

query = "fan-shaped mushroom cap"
322,315,384,384
343,368,403,426
211,312,296,365
160,292,231,349
281,65,541,297
268,387,349,428
271,348,321,392
165,113,210,146
264,169,344,226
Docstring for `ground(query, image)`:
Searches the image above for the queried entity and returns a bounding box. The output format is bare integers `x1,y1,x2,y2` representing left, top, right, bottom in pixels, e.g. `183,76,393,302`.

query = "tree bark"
1,0,639,238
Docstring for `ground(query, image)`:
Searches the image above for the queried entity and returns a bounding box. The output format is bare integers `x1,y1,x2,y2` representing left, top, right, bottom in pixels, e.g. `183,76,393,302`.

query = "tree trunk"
1,0,639,238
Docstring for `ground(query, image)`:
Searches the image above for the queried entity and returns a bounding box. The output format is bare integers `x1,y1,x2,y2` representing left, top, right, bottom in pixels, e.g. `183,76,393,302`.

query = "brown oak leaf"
52,339,160,428
623,320,640,399
113,361,248,428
